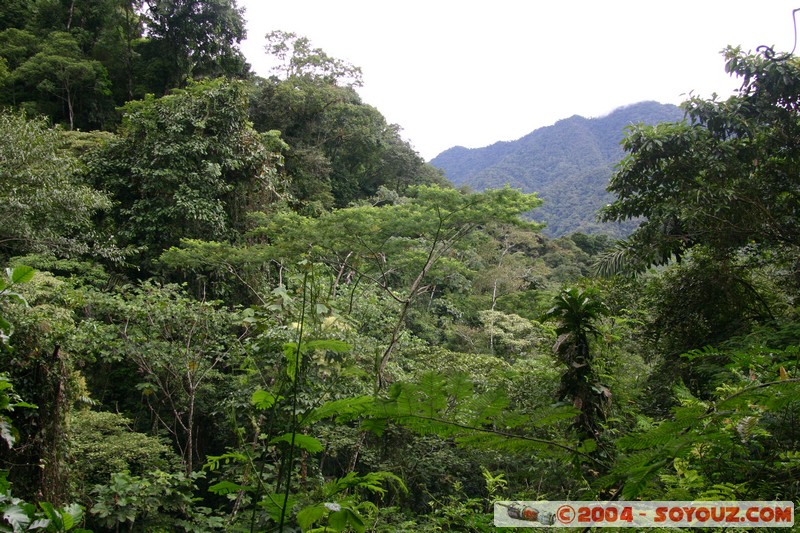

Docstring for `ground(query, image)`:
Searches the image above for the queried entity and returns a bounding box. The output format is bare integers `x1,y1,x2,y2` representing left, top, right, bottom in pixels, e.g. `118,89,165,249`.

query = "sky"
238,1,798,161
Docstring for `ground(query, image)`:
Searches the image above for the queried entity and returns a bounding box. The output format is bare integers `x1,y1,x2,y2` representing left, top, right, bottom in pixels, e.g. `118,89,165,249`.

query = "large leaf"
283,342,300,382
251,389,282,410
296,503,326,531
258,493,296,523
2,503,34,532
0,318,11,342
208,481,252,495
304,339,351,352
0,419,16,448
8,266,34,285
328,507,365,533
37,502,62,530
270,432,323,453
61,503,83,531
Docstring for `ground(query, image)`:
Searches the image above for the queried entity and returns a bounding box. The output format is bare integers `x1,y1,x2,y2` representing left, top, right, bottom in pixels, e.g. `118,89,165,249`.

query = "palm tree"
543,287,610,441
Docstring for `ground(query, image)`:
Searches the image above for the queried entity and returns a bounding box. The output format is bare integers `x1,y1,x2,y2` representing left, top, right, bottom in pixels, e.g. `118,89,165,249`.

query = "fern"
323,471,407,498
363,372,603,467
301,395,374,425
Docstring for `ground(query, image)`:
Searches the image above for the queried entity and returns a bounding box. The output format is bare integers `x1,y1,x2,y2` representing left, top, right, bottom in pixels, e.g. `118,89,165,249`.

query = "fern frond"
302,395,373,425
465,388,509,426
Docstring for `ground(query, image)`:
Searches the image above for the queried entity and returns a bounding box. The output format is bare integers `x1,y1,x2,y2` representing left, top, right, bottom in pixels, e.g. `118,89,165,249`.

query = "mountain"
429,101,685,237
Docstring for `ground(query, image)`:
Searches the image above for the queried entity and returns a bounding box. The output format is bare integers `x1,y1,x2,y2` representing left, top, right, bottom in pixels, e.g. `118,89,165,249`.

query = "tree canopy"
601,46,800,271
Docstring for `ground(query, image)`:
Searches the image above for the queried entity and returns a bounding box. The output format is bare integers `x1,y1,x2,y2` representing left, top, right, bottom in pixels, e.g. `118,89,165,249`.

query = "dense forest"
1,2,799,532
429,102,685,238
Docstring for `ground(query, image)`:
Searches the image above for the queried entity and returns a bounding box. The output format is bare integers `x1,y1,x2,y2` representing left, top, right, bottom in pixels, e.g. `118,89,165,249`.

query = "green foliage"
0,266,34,343
0,112,111,259
12,32,113,130
140,0,248,91
264,31,363,88
87,78,285,266
364,371,584,465
251,34,446,209
77,280,248,473
296,471,406,533
0,374,36,450
601,47,800,273
605,369,800,501
542,287,611,448
68,411,179,500
0,483,90,533
2,20,800,533
90,470,220,532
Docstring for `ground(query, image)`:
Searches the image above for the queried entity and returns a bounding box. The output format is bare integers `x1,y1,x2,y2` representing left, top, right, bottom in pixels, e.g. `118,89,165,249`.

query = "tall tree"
543,287,610,443
251,32,446,210
13,31,113,129
139,0,248,92
260,185,543,383
79,281,248,474
0,0,31,31
600,47,800,276
87,78,285,268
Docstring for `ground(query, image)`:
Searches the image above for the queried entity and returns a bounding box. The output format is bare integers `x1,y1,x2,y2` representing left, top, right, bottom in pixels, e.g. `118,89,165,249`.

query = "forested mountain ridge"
430,101,685,236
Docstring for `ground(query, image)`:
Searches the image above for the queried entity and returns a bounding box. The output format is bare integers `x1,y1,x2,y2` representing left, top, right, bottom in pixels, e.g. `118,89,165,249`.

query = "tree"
600,47,800,276
78,0,147,103
13,32,113,129
0,110,111,259
267,186,543,383
543,287,610,443
87,78,286,267
0,0,31,31
264,30,362,88
250,33,445,210
139,0,248,91
80,281,249,474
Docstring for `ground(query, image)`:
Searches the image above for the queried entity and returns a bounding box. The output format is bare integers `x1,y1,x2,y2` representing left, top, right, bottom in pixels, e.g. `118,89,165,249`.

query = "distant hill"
429,101,685,237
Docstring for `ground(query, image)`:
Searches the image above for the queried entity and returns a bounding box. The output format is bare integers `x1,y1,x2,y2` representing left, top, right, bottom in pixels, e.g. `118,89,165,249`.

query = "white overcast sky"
238,1,798,160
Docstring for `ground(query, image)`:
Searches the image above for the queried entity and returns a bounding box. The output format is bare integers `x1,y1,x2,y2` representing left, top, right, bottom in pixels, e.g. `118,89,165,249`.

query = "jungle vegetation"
1,2,799,531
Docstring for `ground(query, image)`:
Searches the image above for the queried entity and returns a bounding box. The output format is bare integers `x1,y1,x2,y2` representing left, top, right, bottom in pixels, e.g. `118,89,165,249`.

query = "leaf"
270,432,324,453
251,389,281,410
347,508,366,533
327,507,365,533
296,503,326,531
0,419,16,448
325,471,407,498
302,396,373,425
283,342,300,382
0,292,26,306
61,512,75,531
577,438,598,454
38,502,62,529
208,481,252,495
61,503,83,531
360,417,386,436
328,509,348,530
9,266,34,284
258,493,296,523
0,316,12,340
3,503,33,531
204,451,248,470
305,339,351,352
29,518,52,529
